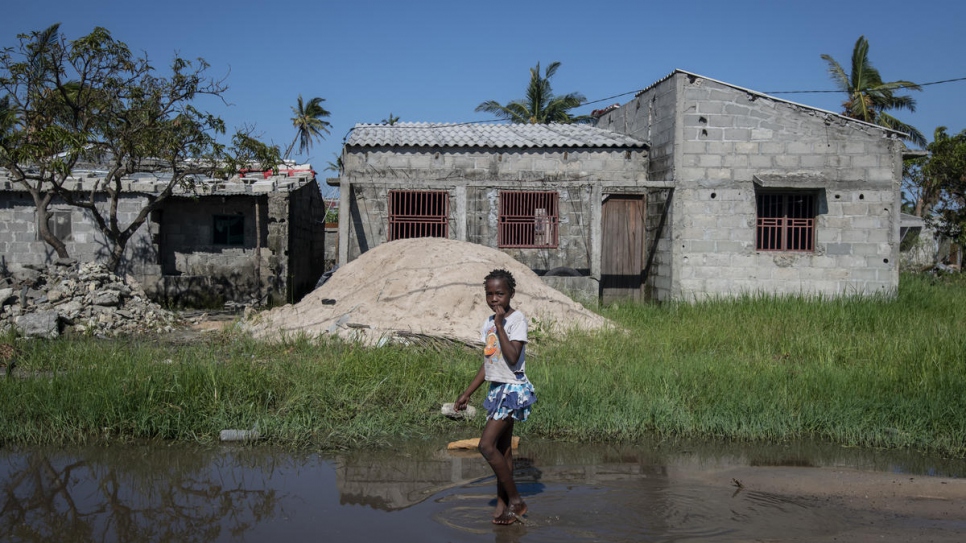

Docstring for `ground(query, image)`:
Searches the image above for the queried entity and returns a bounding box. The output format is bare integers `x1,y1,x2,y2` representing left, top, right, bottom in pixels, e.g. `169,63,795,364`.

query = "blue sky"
4,0,964,192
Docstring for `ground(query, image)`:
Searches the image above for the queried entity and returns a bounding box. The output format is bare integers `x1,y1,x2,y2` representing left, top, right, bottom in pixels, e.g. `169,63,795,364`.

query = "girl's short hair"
484,269,516,292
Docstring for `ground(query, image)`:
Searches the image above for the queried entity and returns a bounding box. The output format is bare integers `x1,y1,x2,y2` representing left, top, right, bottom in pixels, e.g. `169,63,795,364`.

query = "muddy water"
2,439,965,542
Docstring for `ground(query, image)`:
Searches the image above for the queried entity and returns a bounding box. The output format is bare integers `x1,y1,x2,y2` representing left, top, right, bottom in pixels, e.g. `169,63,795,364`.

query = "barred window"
213,215,245,246
499,191,559,248
756,193,816,252
388,190,449,241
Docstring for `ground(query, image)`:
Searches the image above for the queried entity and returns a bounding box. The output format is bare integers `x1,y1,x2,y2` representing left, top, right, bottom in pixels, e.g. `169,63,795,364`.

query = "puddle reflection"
1,440,964,542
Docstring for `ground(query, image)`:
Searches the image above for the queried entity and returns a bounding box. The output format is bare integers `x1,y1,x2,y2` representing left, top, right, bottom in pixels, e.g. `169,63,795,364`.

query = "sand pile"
246,238,609,345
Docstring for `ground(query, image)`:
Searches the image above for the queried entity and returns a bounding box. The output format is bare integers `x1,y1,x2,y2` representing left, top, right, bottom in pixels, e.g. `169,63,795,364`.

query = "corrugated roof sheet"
345,122,647,149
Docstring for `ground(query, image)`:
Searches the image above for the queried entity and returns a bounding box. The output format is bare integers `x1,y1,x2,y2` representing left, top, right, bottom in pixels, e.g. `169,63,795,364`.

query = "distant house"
0,169,328,306
336,70,917,302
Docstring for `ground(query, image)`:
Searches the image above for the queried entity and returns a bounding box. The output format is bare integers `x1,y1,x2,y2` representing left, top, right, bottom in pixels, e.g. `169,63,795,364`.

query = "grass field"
2,273,964,456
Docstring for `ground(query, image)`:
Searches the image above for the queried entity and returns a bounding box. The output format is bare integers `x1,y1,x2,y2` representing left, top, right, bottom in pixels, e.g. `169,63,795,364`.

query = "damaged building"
0,169,328,307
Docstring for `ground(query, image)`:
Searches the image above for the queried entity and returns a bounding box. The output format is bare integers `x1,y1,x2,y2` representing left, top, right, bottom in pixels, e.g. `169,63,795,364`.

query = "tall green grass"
0,333,476,448
2,273,965,456
528,272,966,455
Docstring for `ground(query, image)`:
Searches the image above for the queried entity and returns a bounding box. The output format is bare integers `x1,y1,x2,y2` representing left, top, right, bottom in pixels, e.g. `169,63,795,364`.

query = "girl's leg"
490,417,515,519
479,417,527,524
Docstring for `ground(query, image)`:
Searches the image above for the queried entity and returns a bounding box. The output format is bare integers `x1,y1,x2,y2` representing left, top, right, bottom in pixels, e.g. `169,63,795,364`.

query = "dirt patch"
244,238,609,345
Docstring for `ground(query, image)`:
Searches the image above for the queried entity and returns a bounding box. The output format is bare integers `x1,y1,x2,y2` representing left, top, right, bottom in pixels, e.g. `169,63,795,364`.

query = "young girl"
455,269,536,525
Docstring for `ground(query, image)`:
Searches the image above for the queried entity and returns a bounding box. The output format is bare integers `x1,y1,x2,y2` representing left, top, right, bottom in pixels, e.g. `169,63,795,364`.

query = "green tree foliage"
380,112,400,125
284,95,330,160
475,61,588,124
0,24,263,271
919,127,966,243
220,128,282,178
822,36,925,147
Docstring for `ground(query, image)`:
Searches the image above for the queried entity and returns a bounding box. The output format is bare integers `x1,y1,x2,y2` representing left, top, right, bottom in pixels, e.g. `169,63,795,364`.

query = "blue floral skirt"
483,381,536,421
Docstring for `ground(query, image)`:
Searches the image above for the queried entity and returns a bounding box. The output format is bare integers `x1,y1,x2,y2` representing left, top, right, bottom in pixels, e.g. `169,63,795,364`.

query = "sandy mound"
246,238,609,345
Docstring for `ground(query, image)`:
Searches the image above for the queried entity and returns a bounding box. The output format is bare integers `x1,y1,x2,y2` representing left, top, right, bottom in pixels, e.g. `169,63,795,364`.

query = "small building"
336,70,912,302
0,169,328,306
335,123,656,302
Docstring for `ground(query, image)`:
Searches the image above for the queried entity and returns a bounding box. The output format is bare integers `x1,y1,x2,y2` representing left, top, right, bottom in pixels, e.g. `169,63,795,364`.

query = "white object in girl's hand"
441,402,477,419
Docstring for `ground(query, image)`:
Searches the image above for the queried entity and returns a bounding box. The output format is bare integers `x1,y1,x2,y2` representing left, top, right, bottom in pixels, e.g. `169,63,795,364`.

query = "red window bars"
756,193,816,252
499,191,559,248
388,190,450,241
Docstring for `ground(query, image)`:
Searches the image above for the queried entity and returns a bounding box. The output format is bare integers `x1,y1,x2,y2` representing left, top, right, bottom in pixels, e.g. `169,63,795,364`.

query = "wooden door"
601,195,646,303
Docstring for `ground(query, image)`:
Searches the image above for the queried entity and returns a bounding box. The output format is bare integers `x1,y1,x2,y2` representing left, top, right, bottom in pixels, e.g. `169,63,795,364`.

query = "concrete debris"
0,261,184,338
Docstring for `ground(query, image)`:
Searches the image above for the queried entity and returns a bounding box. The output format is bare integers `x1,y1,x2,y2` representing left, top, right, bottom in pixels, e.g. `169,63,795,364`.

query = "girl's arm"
455,364,486,411
494,311,523,365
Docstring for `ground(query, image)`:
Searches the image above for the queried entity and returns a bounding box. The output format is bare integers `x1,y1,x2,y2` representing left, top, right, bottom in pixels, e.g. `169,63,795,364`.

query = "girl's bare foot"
492,501,527,525
492,497,507,519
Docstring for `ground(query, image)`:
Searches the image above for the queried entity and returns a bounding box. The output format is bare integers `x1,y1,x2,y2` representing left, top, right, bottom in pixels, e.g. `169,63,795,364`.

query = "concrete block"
722,154,749,168
826,243,852,256
800,155,826,168
698,155,722,168
735,142,759,154
705,142,736,155
749,155,774,168
774,155,801,168
681,141,707,156
716,240,748,253
686,240,716,253
751,128,774,140
724,128,752,141
760,142,783,155
841,229,869,243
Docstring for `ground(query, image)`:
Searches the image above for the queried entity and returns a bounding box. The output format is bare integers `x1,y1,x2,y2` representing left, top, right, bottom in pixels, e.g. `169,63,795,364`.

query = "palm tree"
381,113,400,125
475,61,588,124
284,95,331,160
821,36,925,147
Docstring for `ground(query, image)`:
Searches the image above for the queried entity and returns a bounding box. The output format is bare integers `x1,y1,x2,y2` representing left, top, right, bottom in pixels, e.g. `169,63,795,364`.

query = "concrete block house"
335,123,659,302
0,169,328,306
337,70,914,302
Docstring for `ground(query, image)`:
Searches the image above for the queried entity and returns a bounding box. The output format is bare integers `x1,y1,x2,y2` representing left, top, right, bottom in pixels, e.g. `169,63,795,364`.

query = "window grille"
756,193,816,252
213,215,245,246
388,190,449,241
499,191,559,248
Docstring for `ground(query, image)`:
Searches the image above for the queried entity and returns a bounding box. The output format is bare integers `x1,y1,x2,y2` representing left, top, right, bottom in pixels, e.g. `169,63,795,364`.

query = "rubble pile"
0,260,183,338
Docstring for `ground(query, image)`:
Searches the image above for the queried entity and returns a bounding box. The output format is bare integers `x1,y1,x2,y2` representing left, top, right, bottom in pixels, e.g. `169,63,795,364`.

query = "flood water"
2,438,965,542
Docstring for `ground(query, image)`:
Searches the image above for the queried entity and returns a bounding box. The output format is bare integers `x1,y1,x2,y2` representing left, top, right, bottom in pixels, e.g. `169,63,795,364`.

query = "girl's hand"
493,305,506,327
455,393,470,411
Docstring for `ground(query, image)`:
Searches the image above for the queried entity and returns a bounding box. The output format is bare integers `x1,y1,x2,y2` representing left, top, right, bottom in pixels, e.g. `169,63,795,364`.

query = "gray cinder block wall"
0,190,156,275
340,145,656,290
0,172,325,307
597,71,903,300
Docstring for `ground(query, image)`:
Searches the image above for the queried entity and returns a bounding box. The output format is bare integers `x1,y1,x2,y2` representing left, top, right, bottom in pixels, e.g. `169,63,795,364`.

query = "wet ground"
2,439,965,542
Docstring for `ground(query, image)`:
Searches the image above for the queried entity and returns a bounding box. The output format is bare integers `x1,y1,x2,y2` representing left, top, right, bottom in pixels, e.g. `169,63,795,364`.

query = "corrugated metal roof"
345,122,648,149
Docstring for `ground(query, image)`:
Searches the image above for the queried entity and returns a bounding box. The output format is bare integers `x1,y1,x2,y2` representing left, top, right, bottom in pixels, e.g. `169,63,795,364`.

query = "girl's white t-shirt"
480,310,528,383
